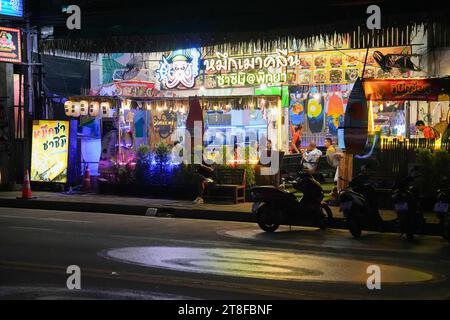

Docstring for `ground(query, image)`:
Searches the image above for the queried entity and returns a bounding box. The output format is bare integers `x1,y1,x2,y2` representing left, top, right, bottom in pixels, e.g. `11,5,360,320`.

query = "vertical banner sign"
343,77,368,153
0,26,21,63
31,120,70,183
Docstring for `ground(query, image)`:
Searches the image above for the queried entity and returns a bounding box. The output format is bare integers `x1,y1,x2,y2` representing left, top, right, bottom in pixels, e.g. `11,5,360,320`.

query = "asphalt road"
1,207,450,300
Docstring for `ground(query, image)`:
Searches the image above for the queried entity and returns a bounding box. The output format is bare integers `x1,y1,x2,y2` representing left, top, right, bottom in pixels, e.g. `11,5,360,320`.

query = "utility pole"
22,20,35,175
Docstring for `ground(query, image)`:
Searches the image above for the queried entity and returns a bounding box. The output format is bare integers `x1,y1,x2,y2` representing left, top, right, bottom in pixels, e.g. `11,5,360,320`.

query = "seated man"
301,141,322,174
192,163,217,204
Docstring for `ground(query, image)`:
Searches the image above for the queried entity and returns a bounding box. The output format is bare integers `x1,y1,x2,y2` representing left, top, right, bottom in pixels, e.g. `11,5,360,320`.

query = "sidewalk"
0,191,441,234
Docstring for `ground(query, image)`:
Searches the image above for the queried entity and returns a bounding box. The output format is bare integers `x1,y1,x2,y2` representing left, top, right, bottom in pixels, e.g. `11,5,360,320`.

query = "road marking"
0,214,92,223
8,226,54,232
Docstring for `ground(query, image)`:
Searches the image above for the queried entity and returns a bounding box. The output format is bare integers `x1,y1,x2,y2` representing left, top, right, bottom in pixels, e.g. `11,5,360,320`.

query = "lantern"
71,102,81,117
64,100,73,117
100,101,111,117
80,100,89,116
89,101,100,117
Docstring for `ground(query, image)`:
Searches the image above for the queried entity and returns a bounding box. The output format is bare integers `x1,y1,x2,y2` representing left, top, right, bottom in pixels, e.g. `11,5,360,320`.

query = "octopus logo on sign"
156,48,201,89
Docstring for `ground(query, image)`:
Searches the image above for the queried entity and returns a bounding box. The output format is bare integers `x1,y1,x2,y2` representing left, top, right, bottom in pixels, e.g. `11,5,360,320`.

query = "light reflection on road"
103,246,434,284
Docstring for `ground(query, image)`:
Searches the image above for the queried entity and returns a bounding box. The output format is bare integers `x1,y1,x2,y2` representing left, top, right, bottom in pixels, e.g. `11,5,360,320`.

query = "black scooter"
338,174,384,238
391,176,425,241
250,169,333,233
433,188,450,242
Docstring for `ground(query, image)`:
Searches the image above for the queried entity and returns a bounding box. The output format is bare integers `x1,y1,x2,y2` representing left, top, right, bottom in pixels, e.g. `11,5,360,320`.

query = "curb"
0,198,443,236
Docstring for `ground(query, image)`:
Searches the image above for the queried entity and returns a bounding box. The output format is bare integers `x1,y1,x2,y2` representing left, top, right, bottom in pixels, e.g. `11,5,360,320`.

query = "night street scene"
1,0,450,306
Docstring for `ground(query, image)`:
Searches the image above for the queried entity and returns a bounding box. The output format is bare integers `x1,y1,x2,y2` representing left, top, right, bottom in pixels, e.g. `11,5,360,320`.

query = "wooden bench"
206,168,246,204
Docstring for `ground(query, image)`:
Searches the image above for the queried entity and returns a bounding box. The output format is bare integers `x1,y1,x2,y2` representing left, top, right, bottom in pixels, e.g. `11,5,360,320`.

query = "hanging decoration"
79,100,89,116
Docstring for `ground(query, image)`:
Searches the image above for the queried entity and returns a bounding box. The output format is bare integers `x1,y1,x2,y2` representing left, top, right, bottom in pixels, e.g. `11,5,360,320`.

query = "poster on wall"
31,120,70,183
0,26,21,63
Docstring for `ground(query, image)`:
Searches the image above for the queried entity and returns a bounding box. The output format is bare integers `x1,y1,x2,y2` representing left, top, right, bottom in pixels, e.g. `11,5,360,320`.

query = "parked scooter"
338,173,384,238
433,188,450,242
391,176,425,241
250,168,333,233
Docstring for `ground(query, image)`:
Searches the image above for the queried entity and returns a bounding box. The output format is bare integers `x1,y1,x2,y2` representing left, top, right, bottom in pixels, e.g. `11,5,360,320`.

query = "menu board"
289,46,412,86
31,120,70,183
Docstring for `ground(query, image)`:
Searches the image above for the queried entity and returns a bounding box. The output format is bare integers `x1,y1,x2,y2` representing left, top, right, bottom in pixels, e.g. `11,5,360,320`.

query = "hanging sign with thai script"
31,120,70,183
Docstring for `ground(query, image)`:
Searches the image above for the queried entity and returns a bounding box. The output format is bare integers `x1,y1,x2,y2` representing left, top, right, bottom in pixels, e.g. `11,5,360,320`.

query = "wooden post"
338,152,353,191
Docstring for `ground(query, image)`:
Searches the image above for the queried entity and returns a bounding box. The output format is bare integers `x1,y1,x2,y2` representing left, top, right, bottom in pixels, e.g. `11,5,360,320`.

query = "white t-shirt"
303,148,322,171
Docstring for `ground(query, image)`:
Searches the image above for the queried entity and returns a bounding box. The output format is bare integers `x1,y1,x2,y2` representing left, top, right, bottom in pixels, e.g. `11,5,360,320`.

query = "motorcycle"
433,188,450,242
391,176,425,241
338,173,384,238
250,169,333,233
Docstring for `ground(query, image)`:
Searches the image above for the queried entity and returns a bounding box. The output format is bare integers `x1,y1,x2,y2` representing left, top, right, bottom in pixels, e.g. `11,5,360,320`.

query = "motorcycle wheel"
317,204,333,230
256,205,280,233
348,217,362,238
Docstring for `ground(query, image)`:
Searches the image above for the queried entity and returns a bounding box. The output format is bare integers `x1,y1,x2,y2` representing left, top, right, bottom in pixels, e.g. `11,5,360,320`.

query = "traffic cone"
82,166,91,193
17,170,35,199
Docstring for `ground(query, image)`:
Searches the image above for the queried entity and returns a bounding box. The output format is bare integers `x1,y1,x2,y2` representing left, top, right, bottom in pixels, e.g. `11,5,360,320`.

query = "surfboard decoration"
327,88,345,135
289,90,305,127
343,77,368,153
307,87,325,133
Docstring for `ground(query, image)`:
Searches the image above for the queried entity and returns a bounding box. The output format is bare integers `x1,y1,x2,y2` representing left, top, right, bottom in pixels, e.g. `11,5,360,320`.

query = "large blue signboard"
0,0,24,18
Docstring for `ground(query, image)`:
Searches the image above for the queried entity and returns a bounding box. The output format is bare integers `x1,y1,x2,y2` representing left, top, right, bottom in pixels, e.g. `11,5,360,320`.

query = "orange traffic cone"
82,166,91,192
17,170,35,199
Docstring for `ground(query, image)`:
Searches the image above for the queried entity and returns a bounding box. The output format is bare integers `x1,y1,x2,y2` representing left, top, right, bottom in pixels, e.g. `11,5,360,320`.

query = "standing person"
324,138,343,198
415,120,440,139
301,141,322,173
291,125,303,154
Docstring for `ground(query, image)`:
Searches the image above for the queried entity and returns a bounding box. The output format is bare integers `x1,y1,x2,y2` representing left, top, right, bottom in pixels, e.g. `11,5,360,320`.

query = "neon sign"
156,48,201,89
0,0,23,18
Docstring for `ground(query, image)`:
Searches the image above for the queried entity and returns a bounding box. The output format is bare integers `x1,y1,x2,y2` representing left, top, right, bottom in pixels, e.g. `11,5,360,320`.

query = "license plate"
395,202,408,211
434,202,449,213
340,201,352,211
252,202,261,213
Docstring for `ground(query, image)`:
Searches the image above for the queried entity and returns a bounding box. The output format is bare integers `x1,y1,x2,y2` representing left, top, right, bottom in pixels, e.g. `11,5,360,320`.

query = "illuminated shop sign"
0,26,21,63
0,0,23,18
202,46,412,88
156,48,201,89
114,81,158,97
31,120,70,183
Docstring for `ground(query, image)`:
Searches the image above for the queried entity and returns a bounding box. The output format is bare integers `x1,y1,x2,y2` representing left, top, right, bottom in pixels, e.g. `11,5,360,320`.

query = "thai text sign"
31,120,70,183
363,78,446,101
0,26,21,63
203,46,411,88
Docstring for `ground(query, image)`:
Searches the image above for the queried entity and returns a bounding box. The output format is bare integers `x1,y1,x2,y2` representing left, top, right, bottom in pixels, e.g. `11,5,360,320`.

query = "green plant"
414,149,450,198
155,142,170,164
137,144,150,158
